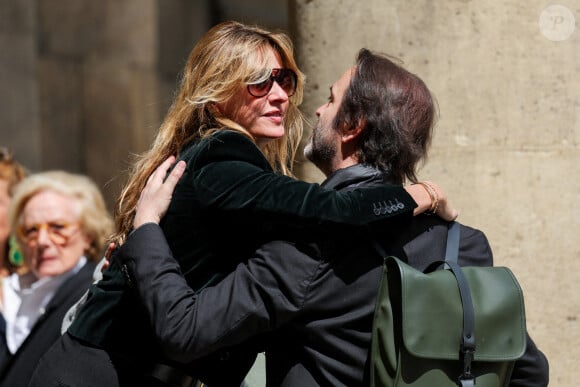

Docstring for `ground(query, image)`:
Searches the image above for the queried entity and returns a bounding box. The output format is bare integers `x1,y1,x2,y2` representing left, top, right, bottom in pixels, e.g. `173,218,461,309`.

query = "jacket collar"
321,164,397,192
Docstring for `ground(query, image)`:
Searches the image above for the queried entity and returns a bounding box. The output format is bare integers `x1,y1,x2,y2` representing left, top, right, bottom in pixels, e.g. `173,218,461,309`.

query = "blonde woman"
32,21,455,387
0,171,112,387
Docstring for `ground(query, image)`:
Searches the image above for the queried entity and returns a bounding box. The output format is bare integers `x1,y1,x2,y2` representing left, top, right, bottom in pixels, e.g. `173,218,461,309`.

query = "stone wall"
292,1,578,385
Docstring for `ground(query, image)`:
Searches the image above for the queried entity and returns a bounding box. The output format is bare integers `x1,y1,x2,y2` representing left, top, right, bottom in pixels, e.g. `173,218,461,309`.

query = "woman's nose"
36,228,51,246
268,81,289,101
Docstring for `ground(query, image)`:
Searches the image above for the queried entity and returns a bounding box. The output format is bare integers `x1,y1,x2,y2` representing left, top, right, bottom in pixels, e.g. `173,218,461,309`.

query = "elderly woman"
0,170,113,387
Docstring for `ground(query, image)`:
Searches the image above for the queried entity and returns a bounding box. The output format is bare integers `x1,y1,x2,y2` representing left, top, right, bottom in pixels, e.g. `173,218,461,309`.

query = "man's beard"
304,123,336,174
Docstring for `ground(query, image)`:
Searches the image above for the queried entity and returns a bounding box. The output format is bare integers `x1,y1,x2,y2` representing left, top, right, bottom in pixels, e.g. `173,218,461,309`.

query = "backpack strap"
444,220,461,263
444,222,476,386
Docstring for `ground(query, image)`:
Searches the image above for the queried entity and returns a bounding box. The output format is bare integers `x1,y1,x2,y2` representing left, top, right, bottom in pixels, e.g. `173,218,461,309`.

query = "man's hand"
133,156,186,229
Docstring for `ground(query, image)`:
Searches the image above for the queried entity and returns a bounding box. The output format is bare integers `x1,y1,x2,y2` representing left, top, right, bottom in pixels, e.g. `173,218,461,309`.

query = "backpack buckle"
459,348,475,385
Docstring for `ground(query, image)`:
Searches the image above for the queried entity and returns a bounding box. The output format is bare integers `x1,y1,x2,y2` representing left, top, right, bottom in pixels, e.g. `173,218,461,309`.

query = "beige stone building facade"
1,0,577,385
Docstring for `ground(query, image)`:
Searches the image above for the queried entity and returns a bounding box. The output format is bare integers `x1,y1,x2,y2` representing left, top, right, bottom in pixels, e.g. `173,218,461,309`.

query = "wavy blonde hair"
8,171,113,261
112,21,304,244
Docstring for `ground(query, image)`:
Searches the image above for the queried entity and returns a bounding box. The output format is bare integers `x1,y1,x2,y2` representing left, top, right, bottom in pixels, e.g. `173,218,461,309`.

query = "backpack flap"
387,256,527,362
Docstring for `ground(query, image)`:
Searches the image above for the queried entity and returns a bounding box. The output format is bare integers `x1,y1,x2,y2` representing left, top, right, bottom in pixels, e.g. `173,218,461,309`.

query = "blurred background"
1,1,578,385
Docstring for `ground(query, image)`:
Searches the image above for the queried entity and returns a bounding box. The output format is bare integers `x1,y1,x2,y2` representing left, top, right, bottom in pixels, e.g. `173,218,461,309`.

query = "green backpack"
370,222,527,387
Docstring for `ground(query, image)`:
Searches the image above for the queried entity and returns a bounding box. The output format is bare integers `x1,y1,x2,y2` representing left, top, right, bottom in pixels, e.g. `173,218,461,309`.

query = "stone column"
0,0,213,207
80,0,212,206
0,0,41,169
292,1,578,385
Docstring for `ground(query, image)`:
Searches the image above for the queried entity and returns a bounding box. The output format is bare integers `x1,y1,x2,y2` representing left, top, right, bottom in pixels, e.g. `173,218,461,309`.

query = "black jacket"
64,130,417,385
119,164,549,386
0,261,96,387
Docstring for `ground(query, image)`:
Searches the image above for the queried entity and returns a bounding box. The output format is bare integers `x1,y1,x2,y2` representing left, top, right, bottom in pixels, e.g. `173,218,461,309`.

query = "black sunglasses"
247,68,297,98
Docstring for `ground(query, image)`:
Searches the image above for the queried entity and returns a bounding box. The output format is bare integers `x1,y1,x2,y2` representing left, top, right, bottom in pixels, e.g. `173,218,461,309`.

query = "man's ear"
340,118,366,143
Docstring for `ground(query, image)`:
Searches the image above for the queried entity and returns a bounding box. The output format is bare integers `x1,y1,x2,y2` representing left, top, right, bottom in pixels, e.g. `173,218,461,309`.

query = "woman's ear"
208,102,221,116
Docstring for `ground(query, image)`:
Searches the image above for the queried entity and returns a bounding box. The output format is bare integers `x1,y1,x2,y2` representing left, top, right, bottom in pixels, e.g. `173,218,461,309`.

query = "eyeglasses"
18,221,80,247
247,68,297,98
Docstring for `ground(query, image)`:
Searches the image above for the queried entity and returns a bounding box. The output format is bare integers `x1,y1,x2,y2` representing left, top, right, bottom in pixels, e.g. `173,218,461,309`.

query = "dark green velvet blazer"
67,130,417,381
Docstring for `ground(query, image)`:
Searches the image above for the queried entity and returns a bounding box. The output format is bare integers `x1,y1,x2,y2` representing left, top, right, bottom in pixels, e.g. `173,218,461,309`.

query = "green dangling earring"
8,235,23,267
